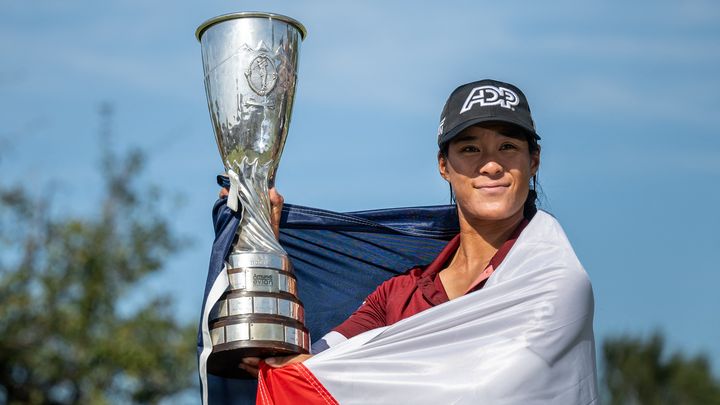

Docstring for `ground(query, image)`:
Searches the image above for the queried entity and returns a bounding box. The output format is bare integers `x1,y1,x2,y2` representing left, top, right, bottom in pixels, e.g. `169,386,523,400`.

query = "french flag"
199,197,597,404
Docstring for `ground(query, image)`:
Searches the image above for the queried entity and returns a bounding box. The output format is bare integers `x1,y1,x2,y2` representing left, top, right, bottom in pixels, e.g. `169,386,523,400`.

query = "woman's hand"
219,186,284,240
268,188,284,240
238,354,314,378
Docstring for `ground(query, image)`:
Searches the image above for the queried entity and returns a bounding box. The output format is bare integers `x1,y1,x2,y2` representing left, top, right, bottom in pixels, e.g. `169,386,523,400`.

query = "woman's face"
439,125,540,223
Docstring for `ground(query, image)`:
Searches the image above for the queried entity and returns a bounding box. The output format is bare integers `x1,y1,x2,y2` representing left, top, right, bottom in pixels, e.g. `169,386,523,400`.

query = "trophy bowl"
197,12,309,378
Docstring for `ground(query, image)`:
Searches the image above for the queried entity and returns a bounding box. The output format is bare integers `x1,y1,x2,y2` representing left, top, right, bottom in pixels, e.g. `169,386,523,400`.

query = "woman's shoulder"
492,210,592,293
513,210,594,317
518,211,586,271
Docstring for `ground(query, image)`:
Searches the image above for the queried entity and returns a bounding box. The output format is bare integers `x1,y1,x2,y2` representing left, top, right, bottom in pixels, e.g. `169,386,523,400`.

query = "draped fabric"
198,199,460,404
255,211,598,404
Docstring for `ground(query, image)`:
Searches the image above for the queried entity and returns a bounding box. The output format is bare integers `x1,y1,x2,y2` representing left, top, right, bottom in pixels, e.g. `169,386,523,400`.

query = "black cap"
437,79,540,147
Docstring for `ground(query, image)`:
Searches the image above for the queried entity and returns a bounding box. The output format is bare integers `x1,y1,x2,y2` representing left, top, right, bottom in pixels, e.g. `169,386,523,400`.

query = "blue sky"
2,0,719,372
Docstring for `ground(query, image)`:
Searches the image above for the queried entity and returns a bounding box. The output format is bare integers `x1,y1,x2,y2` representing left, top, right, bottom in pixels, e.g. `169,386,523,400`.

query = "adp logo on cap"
437,79,539,147
460,85,520,113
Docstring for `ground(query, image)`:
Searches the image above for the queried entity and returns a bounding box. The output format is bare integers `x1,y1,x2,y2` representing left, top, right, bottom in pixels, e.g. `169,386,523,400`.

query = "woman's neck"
448,208,524,274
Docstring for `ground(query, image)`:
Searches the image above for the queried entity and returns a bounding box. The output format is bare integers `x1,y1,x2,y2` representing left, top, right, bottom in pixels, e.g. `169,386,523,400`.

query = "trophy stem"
227,157,284,255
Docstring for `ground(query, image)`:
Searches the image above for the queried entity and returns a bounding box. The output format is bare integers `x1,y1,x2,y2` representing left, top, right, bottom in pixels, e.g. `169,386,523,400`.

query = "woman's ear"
530,150,540,177
438,151,450,181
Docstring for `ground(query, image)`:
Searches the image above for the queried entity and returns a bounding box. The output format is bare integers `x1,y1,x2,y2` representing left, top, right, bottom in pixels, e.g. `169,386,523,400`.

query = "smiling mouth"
474,184,511,195
475,184,510,190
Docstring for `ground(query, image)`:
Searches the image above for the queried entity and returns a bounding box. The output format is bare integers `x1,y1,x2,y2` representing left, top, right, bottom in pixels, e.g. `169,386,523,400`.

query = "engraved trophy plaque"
196,12,309,378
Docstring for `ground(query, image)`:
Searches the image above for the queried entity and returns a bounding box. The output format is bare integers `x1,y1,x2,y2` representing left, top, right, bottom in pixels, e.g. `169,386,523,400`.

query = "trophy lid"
195,12,308,41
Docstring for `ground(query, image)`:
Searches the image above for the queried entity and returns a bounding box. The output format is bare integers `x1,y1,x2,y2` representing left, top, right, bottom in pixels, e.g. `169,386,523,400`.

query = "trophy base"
206,252,310,378
207,339,309,379
207,313,310,379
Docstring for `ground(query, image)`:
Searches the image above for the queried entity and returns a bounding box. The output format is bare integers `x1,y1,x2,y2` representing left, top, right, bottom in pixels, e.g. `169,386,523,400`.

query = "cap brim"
439,117,540,146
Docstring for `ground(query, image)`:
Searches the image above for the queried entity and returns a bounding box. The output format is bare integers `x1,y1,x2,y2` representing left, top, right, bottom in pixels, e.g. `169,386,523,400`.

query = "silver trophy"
196,12,308,378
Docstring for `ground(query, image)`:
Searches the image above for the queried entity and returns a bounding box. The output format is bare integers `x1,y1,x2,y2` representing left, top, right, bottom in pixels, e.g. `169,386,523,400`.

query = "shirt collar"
417,218,530,304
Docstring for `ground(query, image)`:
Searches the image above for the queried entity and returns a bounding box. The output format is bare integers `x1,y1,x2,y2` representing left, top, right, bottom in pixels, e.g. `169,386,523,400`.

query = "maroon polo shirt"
333,218,529,339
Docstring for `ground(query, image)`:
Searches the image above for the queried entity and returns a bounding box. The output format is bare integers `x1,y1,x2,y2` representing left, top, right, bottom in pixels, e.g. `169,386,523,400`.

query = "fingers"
269,187,284,211
238,354,313,377
269,188,284,239
218,185,283,237
238,357,261,378
264,354,313,368
242,357,261,366
218,173,230,198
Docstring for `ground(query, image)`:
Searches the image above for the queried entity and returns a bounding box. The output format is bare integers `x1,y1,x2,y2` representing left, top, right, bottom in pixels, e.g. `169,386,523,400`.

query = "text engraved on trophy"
245,55,278,96
250,257,269,266
253,273,274,289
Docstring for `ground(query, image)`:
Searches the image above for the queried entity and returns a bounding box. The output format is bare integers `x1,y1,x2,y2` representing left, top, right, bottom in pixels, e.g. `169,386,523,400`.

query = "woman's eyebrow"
452,134,478,143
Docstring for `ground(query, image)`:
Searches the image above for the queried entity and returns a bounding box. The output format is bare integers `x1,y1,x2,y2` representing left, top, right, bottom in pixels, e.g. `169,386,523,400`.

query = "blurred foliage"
603,332,720,405
0,109,197,404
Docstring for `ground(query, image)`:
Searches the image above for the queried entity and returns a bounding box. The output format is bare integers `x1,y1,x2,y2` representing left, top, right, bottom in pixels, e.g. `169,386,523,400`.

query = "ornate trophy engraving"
196,12,308,378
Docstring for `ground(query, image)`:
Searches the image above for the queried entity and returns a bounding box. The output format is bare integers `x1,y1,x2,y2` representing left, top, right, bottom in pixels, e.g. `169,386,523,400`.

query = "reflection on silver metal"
228,252,292,271
227,268,298,294
210,296,304,323
228,297,253,315
211,326,225,345
195,12,307,41
226,323,251,343
227,272,247,290
210,323,310,347
251,322,284,341
284,326,302,346
198,12,308,370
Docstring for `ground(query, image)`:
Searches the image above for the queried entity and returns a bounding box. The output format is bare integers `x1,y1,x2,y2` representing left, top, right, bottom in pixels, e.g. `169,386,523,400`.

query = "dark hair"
439,122,541,219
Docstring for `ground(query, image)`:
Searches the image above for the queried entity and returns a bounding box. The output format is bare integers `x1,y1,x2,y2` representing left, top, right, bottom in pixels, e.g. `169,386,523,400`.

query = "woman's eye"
460,145,480,153
500,143,518,151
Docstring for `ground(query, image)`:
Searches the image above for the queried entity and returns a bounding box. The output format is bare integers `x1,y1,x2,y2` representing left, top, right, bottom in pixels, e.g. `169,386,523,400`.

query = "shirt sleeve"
332,280,390,339
311,331,347,353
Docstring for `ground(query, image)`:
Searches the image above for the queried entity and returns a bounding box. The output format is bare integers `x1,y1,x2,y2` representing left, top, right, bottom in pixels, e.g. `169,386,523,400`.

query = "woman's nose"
479,159,503,176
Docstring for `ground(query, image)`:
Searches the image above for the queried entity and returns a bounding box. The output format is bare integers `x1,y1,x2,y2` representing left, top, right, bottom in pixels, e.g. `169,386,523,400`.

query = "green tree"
0,108,197,404
603,332,720,405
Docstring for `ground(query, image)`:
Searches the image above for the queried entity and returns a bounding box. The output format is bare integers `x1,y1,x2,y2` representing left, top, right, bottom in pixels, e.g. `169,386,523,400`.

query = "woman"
237,79,597,403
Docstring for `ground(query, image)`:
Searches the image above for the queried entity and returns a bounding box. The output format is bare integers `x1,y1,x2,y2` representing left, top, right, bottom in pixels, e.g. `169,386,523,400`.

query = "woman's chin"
461,204,523,223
